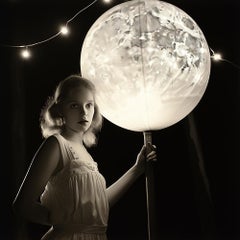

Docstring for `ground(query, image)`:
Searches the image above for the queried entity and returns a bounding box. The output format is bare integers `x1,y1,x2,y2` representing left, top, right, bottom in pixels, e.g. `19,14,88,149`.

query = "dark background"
0,0,240,239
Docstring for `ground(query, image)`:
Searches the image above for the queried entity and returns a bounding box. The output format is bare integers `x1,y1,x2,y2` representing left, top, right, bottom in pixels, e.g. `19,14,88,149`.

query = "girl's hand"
135,143,157,173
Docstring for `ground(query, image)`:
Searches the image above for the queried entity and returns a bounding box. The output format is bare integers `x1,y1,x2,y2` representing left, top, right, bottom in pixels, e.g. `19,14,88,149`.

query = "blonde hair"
40,74,103,147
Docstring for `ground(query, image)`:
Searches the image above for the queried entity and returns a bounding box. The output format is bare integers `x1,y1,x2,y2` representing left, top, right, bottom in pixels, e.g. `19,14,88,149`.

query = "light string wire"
0,0,99,48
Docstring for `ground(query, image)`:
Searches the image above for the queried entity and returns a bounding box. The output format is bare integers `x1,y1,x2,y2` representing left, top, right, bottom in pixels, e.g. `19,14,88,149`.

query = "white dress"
40,134,109,240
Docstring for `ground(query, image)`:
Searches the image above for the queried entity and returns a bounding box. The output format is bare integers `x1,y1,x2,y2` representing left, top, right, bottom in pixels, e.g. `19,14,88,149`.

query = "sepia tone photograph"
1,0,240,239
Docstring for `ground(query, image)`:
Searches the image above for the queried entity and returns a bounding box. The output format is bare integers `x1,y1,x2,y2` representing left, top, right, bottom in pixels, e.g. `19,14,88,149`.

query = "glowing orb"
80,0,211,132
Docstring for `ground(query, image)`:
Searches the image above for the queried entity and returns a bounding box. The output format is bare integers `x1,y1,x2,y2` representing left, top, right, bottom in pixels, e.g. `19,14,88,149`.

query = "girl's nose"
80,106,88,115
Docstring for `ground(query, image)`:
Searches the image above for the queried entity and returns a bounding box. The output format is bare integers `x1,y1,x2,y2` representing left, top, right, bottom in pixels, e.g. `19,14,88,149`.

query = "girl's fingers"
146,150,157,161
146,150,156,157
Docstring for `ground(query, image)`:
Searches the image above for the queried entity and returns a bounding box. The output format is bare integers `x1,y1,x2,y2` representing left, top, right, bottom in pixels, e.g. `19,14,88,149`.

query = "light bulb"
102,0,112,4
21,48,31,59
212,53,222,61
60,26,69,35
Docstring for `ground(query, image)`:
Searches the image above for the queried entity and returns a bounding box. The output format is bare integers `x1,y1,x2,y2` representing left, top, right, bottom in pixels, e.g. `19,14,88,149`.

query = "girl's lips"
78,120,88,124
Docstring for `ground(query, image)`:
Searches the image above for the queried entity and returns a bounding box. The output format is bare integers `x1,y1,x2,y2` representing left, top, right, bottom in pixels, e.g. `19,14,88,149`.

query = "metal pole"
143,131,157,240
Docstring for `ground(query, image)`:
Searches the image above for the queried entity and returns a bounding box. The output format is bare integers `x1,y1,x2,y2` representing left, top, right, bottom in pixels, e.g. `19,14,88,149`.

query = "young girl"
13,74,157,240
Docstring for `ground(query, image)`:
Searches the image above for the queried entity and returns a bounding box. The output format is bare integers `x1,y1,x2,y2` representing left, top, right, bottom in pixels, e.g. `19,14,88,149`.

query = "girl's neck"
61,130,84,145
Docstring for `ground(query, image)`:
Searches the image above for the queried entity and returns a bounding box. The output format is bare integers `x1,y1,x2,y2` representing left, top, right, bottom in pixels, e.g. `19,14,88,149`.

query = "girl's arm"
12,136,61,226
106,143,157,208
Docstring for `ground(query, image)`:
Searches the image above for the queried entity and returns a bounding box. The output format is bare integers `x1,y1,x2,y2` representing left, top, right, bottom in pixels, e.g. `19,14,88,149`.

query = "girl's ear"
51,103,66,127
50,102,62,118
56,102,63,115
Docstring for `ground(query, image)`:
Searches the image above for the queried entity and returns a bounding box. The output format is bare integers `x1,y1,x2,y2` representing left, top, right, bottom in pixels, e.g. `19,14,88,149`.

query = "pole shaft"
143,131,157,240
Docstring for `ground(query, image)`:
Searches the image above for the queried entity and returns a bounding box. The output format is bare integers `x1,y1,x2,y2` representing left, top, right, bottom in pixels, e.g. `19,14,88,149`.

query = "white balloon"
80,0,211,132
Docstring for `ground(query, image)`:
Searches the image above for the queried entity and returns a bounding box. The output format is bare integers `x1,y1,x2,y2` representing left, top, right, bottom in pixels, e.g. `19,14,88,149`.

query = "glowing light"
21,48,31,59
81,0,210,132
60,26,69,35
212,53,222,61
102,0,112,4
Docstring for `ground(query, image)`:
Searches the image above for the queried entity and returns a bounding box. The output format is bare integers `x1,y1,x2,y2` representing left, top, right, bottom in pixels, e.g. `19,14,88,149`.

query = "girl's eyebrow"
66,99,94,103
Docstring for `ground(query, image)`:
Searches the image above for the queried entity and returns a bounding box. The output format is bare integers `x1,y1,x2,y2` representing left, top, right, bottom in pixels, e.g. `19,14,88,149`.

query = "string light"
102,0,112,3
1,0,239,70
1,0,101,59
60,25,70,36
20,47,31,59
210,47,240,70
210,48,222,61
212,53,222,61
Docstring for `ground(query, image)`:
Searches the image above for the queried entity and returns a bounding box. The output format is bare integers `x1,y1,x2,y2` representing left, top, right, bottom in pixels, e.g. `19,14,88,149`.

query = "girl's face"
60,86,95,135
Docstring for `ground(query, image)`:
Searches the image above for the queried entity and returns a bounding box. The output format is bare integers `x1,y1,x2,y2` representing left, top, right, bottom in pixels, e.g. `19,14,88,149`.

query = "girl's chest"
67,148,98,173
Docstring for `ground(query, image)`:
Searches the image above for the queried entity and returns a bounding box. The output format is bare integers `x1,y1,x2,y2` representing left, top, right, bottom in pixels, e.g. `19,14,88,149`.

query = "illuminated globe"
80,0,211,132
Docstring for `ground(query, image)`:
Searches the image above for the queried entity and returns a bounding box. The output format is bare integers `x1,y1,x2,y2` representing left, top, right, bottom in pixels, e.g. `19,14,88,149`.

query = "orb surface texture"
81,0,211,132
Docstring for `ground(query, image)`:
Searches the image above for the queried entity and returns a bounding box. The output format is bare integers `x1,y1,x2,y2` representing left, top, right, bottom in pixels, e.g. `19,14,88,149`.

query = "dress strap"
52,134,72,166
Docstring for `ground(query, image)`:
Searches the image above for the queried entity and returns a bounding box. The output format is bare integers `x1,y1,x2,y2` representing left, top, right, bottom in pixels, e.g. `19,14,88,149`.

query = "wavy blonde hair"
40,74,103,147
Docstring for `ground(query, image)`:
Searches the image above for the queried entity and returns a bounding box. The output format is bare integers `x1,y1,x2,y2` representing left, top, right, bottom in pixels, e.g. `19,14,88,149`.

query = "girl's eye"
86,103,93,109
70,103,79,109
